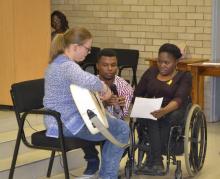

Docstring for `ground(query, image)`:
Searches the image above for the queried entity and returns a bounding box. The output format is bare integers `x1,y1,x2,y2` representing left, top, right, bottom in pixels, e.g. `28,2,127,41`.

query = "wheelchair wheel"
184,104,207,176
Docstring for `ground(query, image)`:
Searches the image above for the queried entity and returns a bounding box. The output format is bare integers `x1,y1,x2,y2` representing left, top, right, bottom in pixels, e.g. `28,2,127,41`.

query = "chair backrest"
112,48,139,69
82,47,101,65
11,79,44,113
81,47,101,74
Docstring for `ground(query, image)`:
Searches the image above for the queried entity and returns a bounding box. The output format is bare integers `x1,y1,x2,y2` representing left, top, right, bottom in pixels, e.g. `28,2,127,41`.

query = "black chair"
112,48,139,87
81,47,101,75
81,47,139,86
9,79,100,179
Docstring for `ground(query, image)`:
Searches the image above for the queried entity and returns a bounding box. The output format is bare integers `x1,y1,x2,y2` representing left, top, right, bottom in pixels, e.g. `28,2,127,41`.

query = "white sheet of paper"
130,97,163,120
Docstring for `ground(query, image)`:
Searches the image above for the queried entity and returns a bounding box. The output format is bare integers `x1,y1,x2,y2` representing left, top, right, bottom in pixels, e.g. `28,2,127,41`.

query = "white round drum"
70,84,109,134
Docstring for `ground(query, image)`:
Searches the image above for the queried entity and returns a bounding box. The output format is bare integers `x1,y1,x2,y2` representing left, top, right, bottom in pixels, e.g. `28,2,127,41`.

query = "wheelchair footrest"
135,169,166,176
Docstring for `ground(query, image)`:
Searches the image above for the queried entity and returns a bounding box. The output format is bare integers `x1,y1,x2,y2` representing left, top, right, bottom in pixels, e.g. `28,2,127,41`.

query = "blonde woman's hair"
49,27,92,63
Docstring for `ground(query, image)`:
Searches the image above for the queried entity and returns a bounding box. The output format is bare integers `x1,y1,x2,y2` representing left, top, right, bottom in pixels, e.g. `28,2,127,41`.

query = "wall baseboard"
0,105,13,111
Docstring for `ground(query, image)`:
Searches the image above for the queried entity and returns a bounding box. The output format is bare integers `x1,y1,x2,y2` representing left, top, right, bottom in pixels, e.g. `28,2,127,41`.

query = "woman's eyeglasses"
81,45,91,54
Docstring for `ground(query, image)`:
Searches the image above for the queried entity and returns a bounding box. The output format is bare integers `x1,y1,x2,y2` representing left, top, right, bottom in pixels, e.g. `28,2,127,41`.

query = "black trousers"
137,105,187,164
82,145,100,162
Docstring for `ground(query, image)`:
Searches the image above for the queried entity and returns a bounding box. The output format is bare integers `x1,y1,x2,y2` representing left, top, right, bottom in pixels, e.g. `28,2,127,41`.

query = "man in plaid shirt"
80,48,133,178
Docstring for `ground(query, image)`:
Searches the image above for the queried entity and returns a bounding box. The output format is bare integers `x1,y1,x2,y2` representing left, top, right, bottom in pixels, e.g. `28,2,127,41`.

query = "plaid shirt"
105,75,134,119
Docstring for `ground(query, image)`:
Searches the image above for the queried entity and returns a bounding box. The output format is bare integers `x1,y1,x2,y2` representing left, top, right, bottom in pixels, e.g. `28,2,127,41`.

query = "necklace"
157,70,177,85
166,70,177,85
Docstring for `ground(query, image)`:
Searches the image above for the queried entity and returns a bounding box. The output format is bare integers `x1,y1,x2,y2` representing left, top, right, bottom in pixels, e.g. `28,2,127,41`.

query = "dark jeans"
137,105,187,164
82,141,128,164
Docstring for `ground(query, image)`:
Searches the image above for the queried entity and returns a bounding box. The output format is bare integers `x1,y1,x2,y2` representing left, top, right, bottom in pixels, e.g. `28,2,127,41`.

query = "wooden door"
0,0,15,105
0,0,50,105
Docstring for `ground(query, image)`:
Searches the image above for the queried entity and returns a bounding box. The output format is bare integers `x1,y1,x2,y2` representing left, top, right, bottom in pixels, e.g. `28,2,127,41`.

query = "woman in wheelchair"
134,43,192,175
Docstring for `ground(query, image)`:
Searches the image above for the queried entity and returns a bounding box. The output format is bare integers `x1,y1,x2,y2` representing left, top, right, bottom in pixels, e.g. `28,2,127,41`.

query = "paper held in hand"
130,97,163,120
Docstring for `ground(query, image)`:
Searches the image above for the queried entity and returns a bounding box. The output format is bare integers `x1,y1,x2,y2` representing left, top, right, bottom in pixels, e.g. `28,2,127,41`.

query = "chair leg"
47,151,56,177
62,151,70,179
94,66,98,75
8,128,23,179
118,68,122,77
132,69,137,87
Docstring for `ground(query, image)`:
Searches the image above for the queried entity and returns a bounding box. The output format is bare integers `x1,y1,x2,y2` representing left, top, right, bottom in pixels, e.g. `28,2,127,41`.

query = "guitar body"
70,84,108,134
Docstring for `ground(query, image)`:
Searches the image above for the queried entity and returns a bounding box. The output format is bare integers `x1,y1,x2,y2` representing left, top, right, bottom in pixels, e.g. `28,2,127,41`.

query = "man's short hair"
97,48,117,63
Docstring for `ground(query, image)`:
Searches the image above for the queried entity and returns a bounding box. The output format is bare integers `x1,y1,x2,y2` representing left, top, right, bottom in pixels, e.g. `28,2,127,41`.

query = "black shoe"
135,160,152,175
144,155,153,168
83,160,100,176
152,163,164,175
139,162,164,176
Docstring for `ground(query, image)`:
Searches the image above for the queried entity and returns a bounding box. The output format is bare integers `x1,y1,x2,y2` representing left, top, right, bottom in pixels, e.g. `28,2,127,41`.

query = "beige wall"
51,0,213,118
51,0,212,79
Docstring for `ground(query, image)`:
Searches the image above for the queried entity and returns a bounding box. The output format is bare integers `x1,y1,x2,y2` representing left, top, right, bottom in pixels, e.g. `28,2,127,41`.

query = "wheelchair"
124,103,207,179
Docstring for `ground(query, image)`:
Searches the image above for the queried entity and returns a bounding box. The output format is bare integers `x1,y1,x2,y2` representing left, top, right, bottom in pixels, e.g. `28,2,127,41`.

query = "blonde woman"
43,27,129,179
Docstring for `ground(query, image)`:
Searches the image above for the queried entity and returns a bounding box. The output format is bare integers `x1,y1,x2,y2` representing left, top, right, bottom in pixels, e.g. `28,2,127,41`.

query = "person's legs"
64,116,129,179
136,119,152,168
146,120,162,165
98,118,129,179
139,106,188,175
63,123,105,178
159,106,187,155
81,146,100,175
139,119,164,175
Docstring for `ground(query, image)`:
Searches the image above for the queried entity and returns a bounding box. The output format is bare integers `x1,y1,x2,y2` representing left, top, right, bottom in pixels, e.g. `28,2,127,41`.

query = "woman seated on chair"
134,43,192,175
43,27,129,179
